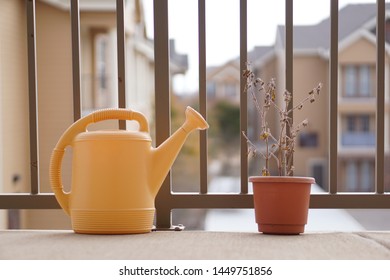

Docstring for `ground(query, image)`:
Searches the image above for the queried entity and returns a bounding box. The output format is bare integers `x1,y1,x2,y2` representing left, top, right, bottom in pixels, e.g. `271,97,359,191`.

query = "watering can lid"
74,130,152,142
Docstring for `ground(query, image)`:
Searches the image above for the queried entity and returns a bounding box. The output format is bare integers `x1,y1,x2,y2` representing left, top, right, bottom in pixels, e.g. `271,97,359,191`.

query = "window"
207,82,216,99
343,64,373,97
225,82,236,97
345,65,356,97
96,35,108,91
360,115,370,132
360,161,371,191
347,115,357,131
310,161,326,190
346,115,372,132
342,115,375,146
346,161,358,191
359,65,370,96
299,132,318,148
343,160,374,192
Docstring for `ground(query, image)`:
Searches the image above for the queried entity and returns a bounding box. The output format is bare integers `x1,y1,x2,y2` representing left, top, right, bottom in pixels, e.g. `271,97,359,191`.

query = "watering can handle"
49,108,149,215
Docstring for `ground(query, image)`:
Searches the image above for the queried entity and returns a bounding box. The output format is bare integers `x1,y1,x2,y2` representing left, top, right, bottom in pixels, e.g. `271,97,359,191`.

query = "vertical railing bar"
154,0,172,229
285,0,293,174
116,0,126,129
70,0,82,121
198,0,208,194
26,0,40,195
240,0,248,194
329,0,339,194
376,0,385,194
285,0,293,94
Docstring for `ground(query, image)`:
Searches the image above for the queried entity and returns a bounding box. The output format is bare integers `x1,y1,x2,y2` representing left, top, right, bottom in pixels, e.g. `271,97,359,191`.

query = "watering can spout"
150,106,208,195
181,106,209,134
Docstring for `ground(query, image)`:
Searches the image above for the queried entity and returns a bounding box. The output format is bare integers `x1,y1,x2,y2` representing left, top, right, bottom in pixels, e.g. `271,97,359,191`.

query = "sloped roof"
206,59,240,80
206,45,274,75
277,3,390,50
170,39,189,74
248,46,274,62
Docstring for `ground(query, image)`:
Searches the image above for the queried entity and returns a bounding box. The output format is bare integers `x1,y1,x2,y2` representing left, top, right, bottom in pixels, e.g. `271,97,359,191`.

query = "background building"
207,3,390,192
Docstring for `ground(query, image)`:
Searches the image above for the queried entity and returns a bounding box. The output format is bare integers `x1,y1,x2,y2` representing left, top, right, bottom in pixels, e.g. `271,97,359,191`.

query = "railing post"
329,0,339,194
240,0,248,193
153,0,172,229
285,0,293,174
70,0,82,121
117,0,127,129
198,0,208,194
26,0,40,195
375,0,385,194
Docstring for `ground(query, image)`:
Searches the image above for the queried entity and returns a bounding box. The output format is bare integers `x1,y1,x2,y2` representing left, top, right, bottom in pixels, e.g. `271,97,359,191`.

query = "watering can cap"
74,130,152,142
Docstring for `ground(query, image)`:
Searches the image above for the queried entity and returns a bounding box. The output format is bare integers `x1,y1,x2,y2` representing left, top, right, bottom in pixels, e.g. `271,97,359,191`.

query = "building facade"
207,3,390,192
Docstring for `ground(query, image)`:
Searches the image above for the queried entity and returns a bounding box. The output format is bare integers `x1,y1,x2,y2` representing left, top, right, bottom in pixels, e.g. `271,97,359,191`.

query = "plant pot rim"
249,176,315,184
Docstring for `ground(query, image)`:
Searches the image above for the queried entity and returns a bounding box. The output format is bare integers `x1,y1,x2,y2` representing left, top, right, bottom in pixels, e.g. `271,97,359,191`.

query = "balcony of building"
341,132,376,147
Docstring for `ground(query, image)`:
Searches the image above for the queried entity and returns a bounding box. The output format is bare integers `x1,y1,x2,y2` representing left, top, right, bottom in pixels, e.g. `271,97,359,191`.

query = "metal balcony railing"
0,0,389,230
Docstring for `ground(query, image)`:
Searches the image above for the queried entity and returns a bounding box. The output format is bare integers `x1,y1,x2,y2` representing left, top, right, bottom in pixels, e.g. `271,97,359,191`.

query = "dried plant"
242,64,322,176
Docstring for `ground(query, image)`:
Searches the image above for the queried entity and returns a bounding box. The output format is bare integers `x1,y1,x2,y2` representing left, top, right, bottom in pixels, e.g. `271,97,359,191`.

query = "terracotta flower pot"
250,176,314,235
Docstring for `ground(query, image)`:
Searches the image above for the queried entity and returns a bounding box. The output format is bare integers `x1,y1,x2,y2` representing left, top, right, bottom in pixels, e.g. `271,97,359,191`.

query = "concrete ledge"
1,230,390,260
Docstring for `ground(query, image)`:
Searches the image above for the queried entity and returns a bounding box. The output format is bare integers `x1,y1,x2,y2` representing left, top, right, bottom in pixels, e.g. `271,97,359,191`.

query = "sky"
142,0,377,93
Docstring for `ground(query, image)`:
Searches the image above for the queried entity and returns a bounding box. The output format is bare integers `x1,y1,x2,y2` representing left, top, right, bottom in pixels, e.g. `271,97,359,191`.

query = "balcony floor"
1,230,390,259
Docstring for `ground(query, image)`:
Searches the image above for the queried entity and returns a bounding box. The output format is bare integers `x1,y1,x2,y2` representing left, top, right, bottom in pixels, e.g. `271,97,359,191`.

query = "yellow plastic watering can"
50,107,208,234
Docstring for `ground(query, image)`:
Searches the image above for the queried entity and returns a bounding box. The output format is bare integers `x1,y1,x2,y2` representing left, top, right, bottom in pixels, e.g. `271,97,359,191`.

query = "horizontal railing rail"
0,0,389,230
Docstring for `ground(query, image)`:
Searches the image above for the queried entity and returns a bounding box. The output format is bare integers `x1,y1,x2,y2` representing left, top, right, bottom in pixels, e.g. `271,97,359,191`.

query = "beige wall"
292,55,329,178
0,0,30,228
0,0,30,194
22,1,74,229
80,12,116,29
0,0,74,228
339,37,377,64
